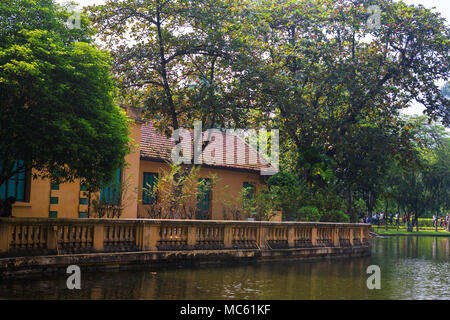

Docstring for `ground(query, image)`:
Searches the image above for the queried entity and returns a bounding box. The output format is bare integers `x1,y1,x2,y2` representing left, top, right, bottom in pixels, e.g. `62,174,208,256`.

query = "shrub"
142,163,216,219
297,206,321,222
321,209,350,222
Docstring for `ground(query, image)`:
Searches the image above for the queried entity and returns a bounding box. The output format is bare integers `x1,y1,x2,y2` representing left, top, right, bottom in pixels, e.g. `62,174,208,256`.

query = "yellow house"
6,107,270,220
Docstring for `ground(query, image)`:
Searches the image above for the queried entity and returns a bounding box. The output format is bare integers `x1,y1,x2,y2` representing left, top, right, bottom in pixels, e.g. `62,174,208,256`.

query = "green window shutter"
51,184,59,190
50,197,59,204
79,198,88,205
197,179,211,220
49,211,58,218
100,168,121,205
0,160,27,202
142,172,158,204
79,212,87,218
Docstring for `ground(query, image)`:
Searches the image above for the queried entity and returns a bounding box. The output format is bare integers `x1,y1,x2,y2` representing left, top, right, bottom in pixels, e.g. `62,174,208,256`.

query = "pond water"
0,236,448,300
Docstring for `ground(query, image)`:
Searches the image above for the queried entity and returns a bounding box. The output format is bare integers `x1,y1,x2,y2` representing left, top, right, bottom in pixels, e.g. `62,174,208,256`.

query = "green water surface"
0,236,448,300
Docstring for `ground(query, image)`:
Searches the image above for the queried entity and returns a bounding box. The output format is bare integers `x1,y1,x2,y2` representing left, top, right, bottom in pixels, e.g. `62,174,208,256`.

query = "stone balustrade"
0,218,371,257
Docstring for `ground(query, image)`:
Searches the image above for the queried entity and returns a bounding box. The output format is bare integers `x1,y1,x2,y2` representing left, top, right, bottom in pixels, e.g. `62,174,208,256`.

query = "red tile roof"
140,122,274,173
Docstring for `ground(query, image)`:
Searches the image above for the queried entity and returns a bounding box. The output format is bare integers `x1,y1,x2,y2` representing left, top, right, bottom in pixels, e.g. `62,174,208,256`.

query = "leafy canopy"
0,0,130,189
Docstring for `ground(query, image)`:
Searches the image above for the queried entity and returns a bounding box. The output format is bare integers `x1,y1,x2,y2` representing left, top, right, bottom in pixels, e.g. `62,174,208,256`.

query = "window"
197,178,211,220
0,161,28,202
79,212,87,218
142,172,158,204
100,168,121,205
243,182,256,200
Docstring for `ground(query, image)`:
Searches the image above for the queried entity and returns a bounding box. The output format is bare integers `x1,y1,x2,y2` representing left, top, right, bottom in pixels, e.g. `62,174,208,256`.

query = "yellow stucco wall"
12,170,50,218
138,160,265,220
12,174,88,218
10,117,266,220
120,121,142,219
11,118,143,219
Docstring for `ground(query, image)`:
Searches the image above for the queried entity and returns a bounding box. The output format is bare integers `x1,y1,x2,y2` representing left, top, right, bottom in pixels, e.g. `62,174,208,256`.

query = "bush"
266,171,312,220
297,206,321,222
418,218,442,227
142,163,216,219
321,209,350,222
267,171,299,188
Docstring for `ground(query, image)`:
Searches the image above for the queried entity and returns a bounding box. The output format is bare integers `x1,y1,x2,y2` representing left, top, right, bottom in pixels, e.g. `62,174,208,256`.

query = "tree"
87,0,263,137
381,116,450,231
239,0,449,214
0,0,130,189
442,82,450,98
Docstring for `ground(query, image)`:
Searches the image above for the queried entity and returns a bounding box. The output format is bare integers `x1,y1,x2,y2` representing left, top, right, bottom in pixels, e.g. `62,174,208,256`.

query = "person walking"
359,212,364,223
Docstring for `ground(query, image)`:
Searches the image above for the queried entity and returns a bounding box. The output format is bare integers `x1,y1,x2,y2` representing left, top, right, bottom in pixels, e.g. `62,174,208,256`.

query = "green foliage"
321,209,350,223
374,116,450,222
142,163,217,219
241,188,277,221
442,82,450,99
238,0,449,219
262,171,348,222
0,0,130,189
87,0,262,137
267,171,299,188
0,0,92,46
86,0,449,221
353,198,368,214
297,206,321,222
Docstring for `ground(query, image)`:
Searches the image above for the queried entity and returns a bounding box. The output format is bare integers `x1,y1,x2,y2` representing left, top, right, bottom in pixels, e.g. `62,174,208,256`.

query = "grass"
372,225,450,236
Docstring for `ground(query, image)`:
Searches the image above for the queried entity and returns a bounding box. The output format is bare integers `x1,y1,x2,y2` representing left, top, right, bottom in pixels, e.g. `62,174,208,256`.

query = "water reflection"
0,236,448,300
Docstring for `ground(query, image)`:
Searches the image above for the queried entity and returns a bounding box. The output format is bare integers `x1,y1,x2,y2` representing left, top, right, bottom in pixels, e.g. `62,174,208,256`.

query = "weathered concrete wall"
0,246,371,279
0,218,371,278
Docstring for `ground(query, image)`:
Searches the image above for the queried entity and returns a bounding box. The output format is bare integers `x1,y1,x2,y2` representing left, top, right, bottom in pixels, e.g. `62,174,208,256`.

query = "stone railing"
0,218,371,257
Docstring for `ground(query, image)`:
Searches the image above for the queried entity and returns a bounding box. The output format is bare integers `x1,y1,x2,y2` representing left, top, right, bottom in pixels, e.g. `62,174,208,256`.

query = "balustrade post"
365,226,370,244
135,223,142,250
140,223,159,251
287,226,295,248
258,223,268,249
93,223,104,251
349,228,354,246
187,225,197,249
311,227,317,246
0,222,10,253
333,227,340,247
360,227,364,245
46,225,58,251
223,224,233,249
